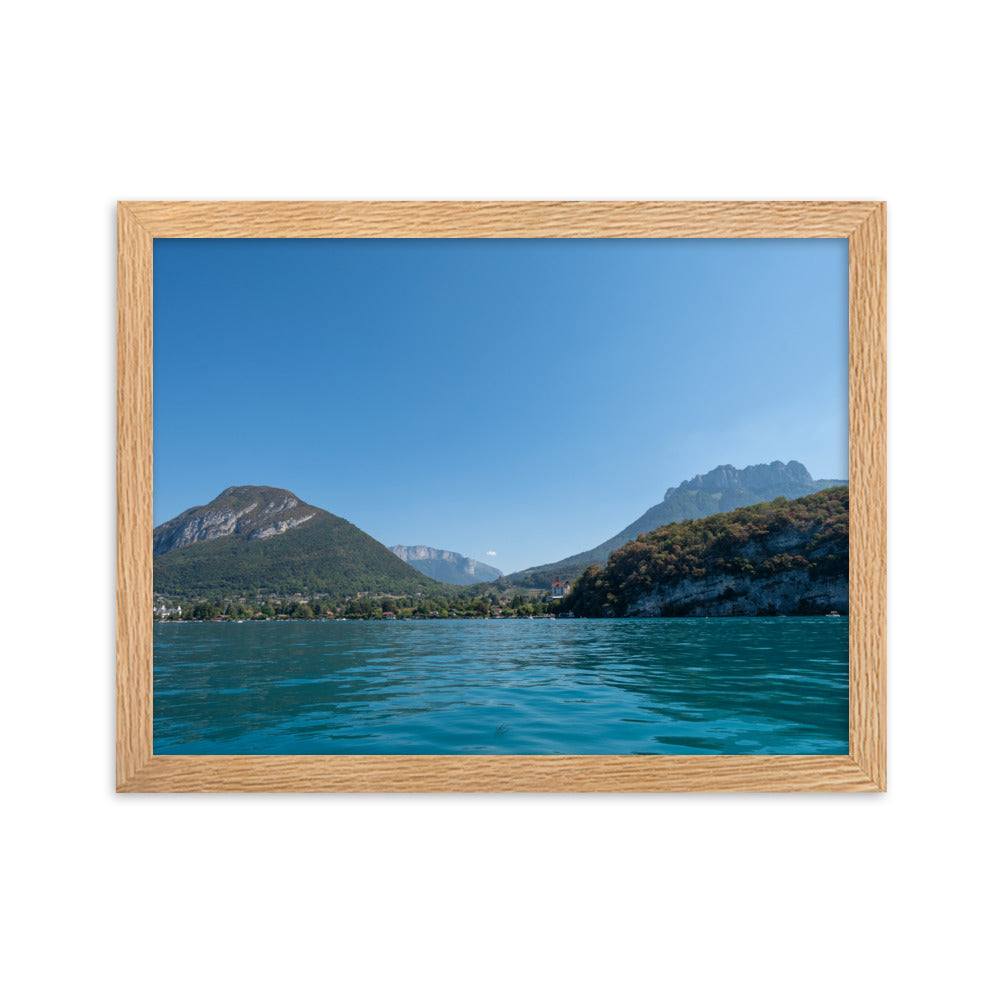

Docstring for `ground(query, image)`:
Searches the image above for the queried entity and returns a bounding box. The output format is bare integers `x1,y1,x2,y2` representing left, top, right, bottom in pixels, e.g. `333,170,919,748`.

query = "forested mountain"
153,486,446,600
390,545,502,585
563,487,848,618
509,461,847,587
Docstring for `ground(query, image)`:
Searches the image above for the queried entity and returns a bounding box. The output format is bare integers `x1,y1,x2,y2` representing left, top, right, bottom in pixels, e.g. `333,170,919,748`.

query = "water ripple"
154,618,848,754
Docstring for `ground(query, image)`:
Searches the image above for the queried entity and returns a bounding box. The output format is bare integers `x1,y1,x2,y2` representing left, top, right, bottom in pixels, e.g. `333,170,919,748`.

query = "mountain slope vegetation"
153,486,447,600
509,460,846,587
563,487,848,618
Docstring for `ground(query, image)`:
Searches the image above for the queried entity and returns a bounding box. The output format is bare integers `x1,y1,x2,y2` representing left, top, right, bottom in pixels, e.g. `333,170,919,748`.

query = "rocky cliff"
624,568,846,617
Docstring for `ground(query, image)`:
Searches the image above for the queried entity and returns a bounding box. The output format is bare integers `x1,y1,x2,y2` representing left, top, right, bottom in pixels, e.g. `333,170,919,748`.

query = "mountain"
155,485,323,556
564,487,848,618
153,486,443,600
390,545,502,585
508,460,847,587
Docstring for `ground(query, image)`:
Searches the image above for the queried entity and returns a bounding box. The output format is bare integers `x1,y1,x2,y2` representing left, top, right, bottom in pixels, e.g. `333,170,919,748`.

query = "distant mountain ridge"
390,545,502,585
509,460,847,587
663,460,844,502
153,486,444,600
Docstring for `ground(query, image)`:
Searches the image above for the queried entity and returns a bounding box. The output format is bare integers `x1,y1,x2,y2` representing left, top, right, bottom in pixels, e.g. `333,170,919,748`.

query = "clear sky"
153,237,848,574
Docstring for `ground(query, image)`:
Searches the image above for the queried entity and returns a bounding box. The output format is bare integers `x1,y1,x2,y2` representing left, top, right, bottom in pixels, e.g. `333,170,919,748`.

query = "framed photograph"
117,201,885,792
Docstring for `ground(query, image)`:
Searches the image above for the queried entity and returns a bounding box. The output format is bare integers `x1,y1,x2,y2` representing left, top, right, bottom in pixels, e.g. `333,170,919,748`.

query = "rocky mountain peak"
664,460,815,501
153,485,319,555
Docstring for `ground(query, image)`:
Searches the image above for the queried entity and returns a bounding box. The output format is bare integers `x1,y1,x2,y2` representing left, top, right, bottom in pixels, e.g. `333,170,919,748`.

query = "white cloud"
486,550,497,557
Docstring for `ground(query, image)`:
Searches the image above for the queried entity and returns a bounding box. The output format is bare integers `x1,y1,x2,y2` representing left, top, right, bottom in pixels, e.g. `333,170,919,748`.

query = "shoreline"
155,613,846,624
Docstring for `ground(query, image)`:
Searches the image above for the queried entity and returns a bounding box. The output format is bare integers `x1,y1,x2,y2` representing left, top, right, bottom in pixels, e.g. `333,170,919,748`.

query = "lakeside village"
154,579,573,623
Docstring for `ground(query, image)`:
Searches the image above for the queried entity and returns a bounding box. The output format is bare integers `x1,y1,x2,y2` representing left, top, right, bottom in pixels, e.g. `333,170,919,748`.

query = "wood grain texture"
121,754,876,793
848,204,888,790
116,205,154,788
116,200,887,792
122,200,876,239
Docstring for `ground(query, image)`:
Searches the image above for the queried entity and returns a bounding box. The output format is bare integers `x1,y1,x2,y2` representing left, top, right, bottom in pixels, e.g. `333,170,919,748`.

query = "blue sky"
154,238,848,574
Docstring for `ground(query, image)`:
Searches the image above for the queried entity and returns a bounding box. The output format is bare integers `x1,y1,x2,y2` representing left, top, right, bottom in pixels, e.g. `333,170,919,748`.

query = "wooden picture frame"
117,201,886,792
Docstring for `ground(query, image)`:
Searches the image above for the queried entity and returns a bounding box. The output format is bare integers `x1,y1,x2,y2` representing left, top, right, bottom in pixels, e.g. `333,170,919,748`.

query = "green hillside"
153,490,448,601
563,487,848,618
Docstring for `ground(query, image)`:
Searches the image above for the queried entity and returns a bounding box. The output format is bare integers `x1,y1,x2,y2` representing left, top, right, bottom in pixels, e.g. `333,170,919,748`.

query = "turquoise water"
153,617,848,755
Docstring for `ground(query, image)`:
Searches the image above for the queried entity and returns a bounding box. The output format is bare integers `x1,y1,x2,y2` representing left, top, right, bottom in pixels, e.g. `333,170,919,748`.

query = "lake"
153,617,848,754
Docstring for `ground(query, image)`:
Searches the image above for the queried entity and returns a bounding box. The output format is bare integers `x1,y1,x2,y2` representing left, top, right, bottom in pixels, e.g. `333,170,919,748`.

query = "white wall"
3,3,996,998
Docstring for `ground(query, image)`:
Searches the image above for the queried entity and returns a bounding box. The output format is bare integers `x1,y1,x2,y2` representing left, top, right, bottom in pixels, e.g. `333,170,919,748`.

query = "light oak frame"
117,201,886,792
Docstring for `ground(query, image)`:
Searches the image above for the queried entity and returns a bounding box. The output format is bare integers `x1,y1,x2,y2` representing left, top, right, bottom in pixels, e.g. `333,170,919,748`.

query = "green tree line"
155,589,559,623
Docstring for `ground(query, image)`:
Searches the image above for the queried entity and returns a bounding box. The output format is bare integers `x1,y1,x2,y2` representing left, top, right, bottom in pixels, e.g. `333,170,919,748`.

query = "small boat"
825,611,840,617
